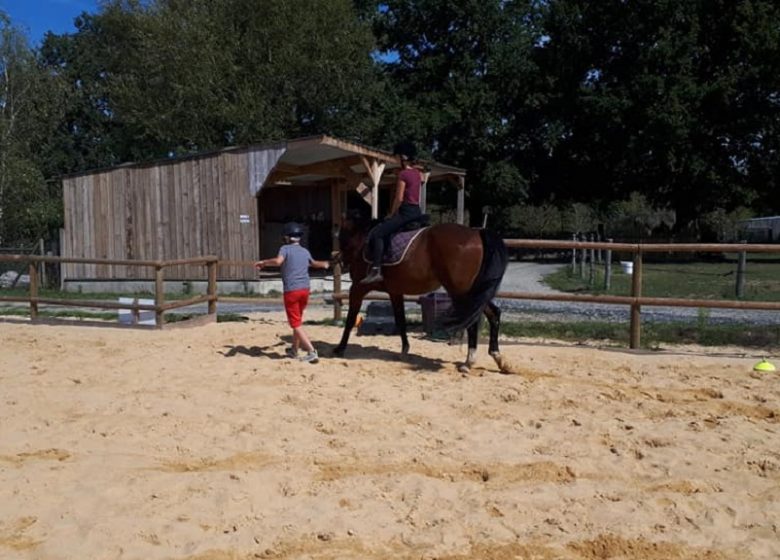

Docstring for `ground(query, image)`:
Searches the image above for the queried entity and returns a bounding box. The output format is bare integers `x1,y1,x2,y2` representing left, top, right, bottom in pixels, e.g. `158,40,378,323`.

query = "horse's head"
337,209,372,268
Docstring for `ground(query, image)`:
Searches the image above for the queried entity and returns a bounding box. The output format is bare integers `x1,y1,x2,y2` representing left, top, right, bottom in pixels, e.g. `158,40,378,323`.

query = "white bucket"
620,261,633,275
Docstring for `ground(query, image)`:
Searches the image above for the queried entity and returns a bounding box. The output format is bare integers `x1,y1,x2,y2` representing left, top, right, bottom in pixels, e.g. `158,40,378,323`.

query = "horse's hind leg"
390,293,410,355
484,301,510,373
458,317,481,375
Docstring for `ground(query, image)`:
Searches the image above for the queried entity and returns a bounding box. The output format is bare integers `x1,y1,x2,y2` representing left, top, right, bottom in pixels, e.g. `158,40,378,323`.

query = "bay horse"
333,212,510,374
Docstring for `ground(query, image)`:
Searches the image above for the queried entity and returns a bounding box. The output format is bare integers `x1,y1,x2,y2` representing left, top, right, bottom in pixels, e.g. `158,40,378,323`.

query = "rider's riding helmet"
283,221,304,239
393,141,418,163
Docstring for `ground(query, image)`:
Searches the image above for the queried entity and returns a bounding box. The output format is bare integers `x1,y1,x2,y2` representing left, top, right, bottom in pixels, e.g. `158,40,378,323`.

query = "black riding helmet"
283,222,304,239
393,141,418,162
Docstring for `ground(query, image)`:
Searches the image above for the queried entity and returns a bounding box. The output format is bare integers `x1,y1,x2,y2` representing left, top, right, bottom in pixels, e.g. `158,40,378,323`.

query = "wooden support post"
29,262,39,320
736,241,747,299
629,251,643,349
604,239,613,290
420,171,430,213
207,260,217,315
579,234,586,279
155,265,165,329
361,157,386,220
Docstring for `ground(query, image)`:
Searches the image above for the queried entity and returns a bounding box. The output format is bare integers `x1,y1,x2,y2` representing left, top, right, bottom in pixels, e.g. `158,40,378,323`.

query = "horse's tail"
444,229,508,333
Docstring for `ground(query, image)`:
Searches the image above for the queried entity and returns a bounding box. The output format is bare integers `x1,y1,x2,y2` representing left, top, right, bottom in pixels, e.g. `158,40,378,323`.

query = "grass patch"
546,261,780,301
501,319,780,349
0,306,246,324
0,307,117,321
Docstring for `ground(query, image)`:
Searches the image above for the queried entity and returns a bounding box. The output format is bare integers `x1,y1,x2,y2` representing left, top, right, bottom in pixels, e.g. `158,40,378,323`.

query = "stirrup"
361,267,383,284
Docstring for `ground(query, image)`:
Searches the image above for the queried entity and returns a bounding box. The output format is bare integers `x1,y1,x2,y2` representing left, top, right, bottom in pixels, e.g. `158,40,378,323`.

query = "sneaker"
361,267,384,284
299,350,319,364
285,347,298,358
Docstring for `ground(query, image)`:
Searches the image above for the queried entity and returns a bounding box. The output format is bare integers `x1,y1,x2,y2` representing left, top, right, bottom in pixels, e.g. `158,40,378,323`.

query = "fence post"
629,249,643,349
29,261,39,320
604,239,613,290
579,234,586,279
155,264,165,329
587,234,595,285
38,239,47,288
333,259,342,321
736,241,747,299
207,259,217,316
570,234,577,273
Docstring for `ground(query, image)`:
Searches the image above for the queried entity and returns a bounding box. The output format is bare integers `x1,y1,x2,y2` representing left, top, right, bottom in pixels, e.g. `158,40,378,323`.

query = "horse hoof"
458,363,470,375
401,345,410,356
492,354,514,375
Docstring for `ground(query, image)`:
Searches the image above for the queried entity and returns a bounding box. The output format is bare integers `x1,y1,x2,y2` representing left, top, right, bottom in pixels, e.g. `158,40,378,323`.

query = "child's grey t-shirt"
279,243,312,292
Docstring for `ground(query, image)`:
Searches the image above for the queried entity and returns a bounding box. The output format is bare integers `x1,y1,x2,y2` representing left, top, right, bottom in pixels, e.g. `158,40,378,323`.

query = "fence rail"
330,239,780,348
500,239,780,348
0,254,218,329
2,238,779,346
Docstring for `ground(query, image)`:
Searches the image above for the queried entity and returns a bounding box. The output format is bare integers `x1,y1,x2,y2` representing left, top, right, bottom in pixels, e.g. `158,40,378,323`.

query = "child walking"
255,222,330,363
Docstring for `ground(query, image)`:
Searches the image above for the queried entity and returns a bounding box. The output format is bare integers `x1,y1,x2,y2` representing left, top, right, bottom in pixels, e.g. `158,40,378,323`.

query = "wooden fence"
0,254,218,329
331,239,780,349
3,239,780,347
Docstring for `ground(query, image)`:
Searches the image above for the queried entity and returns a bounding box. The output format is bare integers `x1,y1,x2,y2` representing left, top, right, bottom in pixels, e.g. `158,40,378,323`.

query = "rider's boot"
362,266,383,284
361,238,384,284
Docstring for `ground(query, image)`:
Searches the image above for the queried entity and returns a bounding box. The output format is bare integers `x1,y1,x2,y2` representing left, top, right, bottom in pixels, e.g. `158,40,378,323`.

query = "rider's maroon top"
399,168,421,205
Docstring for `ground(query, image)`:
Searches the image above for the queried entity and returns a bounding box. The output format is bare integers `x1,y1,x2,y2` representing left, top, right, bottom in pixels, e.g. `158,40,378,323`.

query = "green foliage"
510,203,562,237
606,193,675,240
0,13,67,245
699,207,754,242
3,0,780,245
39,0,383,163
374,0,541,224
545,260,780,301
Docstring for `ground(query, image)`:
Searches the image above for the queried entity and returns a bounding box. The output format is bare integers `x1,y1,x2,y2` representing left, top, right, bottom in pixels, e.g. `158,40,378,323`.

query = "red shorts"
283,289,310,328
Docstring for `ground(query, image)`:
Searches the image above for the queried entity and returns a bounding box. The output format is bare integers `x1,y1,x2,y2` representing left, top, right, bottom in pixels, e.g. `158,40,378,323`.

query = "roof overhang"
257,135,465,192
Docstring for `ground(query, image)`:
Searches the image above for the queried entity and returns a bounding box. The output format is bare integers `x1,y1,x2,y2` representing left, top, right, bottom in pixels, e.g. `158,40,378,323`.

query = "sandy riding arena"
1,313,779,560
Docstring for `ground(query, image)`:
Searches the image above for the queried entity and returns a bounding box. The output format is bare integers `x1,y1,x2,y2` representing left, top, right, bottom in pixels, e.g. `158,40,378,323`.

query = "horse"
333,212,511,374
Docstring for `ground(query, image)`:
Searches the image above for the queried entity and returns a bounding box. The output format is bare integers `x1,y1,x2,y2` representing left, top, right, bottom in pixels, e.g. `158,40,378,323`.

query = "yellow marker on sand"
753,359,777,372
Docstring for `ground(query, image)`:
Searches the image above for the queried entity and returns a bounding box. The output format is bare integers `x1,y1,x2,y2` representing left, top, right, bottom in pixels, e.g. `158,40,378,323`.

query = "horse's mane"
344,209,379,235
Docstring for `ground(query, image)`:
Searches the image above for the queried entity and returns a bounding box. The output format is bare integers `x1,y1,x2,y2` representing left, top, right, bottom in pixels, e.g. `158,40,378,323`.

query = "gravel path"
496,262,780,326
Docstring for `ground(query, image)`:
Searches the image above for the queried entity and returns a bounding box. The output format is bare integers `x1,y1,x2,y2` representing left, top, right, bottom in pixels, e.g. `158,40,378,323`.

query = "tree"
373,0,543,227
0,13,65,245
535,0,780,228
40,0,385,164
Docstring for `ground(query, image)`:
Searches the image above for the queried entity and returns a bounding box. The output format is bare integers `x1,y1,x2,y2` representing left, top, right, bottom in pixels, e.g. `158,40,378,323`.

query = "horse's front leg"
458,317,481,374
389,293,409,355
484,301,510,374
333,285,368,357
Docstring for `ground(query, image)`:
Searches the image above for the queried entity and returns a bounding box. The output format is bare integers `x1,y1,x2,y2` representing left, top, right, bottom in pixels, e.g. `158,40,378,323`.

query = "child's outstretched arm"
255,255,285,270
309,259,331,270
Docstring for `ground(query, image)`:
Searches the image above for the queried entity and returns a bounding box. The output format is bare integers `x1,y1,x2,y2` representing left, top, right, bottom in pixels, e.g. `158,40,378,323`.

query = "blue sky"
1,0,100,45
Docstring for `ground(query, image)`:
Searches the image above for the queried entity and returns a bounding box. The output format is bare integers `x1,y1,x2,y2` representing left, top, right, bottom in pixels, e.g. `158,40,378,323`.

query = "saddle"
363,214,430,267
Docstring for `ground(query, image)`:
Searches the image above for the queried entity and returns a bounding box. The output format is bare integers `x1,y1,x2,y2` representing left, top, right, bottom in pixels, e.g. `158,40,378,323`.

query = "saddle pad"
363,227,429,267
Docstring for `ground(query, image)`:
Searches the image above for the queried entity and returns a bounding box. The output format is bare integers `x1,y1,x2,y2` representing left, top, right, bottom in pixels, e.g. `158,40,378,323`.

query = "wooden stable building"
59,135,466,286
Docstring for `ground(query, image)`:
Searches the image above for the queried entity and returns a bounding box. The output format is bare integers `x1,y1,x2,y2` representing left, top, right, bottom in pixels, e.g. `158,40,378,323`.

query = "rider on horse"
361,141,424,285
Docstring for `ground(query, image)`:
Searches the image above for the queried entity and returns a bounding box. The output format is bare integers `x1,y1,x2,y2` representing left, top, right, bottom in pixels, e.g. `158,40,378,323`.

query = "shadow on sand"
220,336,449,372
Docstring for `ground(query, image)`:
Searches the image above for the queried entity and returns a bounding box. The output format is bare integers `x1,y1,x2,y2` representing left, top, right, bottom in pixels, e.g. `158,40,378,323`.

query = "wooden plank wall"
61,151,260,280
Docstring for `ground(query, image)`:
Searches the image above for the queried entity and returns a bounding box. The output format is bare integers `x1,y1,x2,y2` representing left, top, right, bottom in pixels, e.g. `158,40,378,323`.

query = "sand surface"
1,312,779,560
